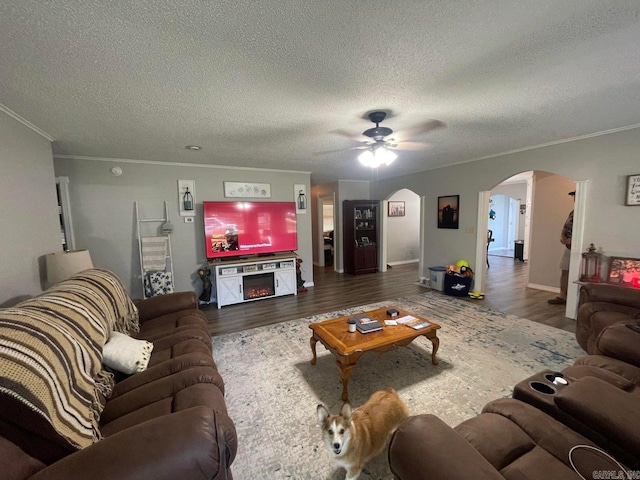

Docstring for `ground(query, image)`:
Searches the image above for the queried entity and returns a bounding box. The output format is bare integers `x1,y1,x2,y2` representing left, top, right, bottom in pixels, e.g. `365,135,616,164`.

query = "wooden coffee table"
309,306,440,402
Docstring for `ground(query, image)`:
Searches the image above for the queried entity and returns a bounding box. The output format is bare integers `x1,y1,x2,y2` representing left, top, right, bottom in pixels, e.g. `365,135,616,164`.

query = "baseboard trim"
387,259,419,266
527,283,560,293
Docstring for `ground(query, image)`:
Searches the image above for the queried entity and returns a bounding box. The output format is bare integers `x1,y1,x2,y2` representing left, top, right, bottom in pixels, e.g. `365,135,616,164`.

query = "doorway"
488,194,521,258
380,188,421,274
317,194,336,268
475,171,585,319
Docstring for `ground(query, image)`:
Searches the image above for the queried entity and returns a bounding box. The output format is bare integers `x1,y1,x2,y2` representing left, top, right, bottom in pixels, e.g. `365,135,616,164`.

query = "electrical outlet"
185,217,194,223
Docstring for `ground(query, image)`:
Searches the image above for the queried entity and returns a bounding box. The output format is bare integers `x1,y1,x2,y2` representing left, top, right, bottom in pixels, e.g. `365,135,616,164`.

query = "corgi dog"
316,388,409,480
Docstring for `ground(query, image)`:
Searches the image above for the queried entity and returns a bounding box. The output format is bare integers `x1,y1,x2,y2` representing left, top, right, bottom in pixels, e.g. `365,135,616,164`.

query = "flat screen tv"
203,201,298,260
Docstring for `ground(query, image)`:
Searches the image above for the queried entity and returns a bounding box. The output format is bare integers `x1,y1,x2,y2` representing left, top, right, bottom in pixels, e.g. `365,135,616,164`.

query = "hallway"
476,255,574,331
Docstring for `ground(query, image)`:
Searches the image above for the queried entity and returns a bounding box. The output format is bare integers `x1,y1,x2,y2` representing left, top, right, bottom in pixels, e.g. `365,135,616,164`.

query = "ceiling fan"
319,110,444,168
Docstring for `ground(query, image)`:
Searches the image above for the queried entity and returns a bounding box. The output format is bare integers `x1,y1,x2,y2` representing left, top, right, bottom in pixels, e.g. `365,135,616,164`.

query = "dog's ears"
317,404,329,423
340,402,352,420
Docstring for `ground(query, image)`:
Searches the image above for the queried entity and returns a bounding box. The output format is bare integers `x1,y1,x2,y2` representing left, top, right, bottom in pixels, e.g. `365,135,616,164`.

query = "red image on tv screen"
203,201,298,259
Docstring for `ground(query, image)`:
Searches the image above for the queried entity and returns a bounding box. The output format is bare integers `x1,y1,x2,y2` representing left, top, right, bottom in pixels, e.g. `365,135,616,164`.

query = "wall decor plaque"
625,174,640,206
224,182,271,198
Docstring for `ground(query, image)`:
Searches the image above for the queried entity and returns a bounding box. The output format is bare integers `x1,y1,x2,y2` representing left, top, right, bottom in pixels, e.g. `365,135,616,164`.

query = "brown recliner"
387,285,640,479
575,283,640,353
568,284,640,393
388,398,628,479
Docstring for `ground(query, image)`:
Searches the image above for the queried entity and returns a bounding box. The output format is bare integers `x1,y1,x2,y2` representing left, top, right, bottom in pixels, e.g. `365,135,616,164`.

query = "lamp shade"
46,250,94,286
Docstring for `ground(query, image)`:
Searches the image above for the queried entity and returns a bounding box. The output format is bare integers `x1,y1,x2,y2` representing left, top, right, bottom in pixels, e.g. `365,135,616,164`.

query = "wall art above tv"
203,201,297,260
224,182,271,198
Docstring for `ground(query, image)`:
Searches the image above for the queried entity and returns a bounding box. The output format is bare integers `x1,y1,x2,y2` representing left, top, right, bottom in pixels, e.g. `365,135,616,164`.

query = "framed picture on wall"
388,201,405,217
438,195,459,229
626,174,640,206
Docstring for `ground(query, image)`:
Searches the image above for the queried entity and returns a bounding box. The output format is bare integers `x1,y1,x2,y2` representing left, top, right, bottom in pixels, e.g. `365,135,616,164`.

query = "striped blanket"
0,269,138,452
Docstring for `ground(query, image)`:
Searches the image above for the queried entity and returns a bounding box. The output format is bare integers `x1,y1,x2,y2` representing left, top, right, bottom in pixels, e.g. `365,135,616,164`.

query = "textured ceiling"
1,1,640,185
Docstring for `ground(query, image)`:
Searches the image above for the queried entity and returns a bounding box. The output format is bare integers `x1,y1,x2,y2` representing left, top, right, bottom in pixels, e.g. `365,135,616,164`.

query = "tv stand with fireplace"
211,254,297,308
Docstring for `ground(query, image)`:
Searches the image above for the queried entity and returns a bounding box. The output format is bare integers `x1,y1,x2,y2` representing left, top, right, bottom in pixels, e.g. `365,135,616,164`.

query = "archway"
475,171,587,319
380,188,421,280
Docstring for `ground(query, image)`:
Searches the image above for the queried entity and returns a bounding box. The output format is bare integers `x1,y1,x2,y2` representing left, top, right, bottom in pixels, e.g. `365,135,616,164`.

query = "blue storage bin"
428,266,446,291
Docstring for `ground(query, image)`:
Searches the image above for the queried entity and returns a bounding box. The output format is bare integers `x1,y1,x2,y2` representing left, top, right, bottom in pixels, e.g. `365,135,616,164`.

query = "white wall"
386,189,420,264
488,194,510,249
528,173,575,289
491,181,528,240
373,127,640,289
53,158,312,298
0,112,60,306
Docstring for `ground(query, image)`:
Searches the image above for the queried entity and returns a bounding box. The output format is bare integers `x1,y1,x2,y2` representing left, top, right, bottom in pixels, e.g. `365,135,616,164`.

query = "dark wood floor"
204,255,575,336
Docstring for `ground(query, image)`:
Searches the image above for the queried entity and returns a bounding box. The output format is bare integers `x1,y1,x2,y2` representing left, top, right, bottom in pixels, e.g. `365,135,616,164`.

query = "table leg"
337,361,356,403
310,336,318,365
425,332,439,365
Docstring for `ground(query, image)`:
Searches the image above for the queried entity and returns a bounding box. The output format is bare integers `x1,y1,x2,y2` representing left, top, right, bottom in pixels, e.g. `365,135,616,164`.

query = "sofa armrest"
578,283,640,310
596,322,640,368
555,376,640,456
388,415,504,480
134,292,199,323
31,407,229,480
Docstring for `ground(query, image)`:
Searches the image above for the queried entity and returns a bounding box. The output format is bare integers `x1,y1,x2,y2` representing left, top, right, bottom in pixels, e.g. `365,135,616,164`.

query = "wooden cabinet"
343,200,379,275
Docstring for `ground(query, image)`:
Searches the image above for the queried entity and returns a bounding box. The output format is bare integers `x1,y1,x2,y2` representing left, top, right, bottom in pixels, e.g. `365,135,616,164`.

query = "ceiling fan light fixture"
358,146,396,168
358,149,375,167
376,147,397,165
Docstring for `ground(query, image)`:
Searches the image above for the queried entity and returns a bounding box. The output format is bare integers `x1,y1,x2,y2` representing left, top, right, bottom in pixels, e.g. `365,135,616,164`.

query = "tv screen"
203,201,298,260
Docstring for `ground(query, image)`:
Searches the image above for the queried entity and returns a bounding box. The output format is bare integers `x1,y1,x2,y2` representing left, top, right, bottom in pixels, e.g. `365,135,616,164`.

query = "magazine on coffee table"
405,318,431,330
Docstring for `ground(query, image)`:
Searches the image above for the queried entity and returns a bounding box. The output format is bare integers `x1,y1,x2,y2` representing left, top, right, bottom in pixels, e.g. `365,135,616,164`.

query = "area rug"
213,291,583,480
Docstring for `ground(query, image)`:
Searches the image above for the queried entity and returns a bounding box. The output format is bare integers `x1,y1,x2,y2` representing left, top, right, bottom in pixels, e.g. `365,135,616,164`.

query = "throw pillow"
144,271,174,297
102,332,153,374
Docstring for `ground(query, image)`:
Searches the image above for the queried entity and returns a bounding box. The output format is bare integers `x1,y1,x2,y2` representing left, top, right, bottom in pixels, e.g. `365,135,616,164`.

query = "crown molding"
0,103,55,141
52,154,311,175
453,123,640,168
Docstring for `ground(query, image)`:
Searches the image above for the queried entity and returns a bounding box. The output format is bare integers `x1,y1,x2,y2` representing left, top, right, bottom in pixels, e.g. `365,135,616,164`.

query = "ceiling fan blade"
392,141,432,151
400,119,446,140
329,129,364,140
314,144,370,155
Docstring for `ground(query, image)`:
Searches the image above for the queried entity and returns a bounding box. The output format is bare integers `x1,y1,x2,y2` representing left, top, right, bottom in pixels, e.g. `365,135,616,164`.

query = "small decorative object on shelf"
580,243,605,283
183,187,194,211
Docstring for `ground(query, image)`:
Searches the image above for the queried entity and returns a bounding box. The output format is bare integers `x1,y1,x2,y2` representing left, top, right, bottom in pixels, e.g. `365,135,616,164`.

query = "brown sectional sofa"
0,269,236,480
388,283,640,478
